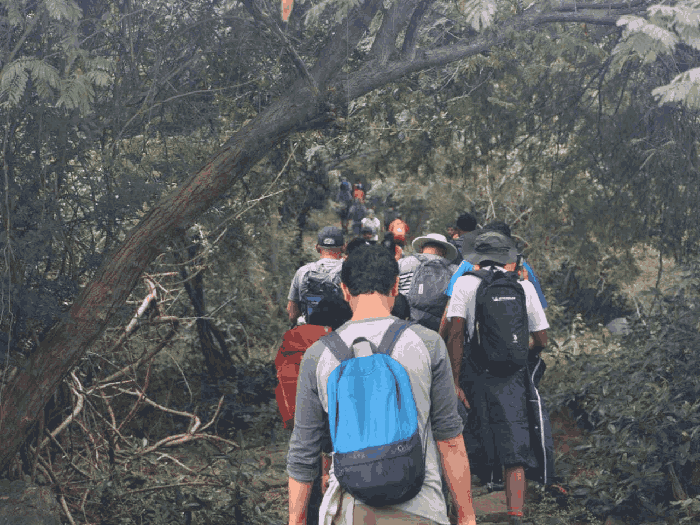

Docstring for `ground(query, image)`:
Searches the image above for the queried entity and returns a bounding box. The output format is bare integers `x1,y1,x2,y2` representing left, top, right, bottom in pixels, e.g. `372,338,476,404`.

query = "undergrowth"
544,262,700,524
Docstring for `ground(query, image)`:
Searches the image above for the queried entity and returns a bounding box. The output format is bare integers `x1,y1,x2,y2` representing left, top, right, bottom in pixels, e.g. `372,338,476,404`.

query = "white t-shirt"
446,267,549,338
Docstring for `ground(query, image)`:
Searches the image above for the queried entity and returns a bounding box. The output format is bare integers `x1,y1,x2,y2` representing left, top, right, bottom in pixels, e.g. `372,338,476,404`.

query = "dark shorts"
462,367,537,478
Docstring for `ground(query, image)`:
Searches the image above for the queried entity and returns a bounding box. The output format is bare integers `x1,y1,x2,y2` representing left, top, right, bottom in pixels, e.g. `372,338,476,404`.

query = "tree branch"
370,0,421,64
241,0,319,96
339,8,638,102
309,0,384,86
401,0,435,59
554,0,649,12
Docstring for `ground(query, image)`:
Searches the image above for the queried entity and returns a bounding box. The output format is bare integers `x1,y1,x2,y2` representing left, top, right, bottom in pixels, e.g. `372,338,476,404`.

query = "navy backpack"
321,320,426,507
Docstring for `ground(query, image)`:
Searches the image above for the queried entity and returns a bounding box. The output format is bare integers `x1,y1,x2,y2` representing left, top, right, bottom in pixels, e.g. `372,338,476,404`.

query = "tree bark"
0,0,648,472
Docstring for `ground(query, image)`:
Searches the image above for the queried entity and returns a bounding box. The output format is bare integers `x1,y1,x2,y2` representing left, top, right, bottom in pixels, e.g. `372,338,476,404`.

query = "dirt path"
249,408,586,524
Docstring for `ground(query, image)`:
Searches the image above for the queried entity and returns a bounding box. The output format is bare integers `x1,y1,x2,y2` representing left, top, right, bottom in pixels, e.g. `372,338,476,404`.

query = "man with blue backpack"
444,232,553,525
287,244,476,525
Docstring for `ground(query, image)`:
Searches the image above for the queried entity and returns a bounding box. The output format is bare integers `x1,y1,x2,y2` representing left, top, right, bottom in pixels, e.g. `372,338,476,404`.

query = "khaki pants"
332,497,439,525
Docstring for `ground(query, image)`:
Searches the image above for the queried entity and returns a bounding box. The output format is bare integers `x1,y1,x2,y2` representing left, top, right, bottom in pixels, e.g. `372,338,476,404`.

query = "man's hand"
456,387,470,410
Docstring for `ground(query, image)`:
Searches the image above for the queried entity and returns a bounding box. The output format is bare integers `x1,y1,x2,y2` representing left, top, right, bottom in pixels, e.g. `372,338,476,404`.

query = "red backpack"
274,325,331,428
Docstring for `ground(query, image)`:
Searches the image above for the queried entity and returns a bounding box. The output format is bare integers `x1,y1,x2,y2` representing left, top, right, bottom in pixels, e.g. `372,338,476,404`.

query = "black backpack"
407,255,455,332
467,269,529,376
301,265,343,320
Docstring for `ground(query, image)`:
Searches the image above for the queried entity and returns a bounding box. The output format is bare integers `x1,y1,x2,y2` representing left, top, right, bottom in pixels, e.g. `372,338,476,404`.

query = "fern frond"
43,0,82,22
652,67,700,109
0,60,29,106
460,0,497,32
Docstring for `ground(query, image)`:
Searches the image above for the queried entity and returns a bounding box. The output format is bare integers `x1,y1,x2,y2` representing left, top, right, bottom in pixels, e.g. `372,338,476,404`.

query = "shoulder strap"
374,320,414,356
321,320,414,362
321,331,353,362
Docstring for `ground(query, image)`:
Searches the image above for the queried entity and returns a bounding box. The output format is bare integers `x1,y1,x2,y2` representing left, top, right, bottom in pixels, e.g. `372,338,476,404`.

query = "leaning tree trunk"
0,86,324,472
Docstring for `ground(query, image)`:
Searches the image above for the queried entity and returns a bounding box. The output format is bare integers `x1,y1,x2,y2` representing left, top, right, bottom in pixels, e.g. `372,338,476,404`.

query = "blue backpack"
321,321,426,507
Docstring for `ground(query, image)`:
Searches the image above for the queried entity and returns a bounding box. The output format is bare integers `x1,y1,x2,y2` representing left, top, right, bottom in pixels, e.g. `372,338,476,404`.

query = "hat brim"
463,231,518,266
412,236,458,262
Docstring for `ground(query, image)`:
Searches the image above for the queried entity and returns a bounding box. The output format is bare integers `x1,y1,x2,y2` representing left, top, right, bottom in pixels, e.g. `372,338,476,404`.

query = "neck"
348,293,395,321
320,250,342,260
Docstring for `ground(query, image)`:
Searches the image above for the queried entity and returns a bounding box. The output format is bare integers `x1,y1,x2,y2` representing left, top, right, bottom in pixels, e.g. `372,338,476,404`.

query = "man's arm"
438,302,449,340
437,434,477,525
446,317,469,409
446,317,465,388
288,478,313,525
530,329,547,359
287,300,301,324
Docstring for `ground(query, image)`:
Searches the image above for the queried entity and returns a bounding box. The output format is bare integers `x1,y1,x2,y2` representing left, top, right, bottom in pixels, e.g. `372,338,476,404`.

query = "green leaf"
652,67,700,109
460,0,497,31
615,15,679,63
0,60,29,107
43,0,82,22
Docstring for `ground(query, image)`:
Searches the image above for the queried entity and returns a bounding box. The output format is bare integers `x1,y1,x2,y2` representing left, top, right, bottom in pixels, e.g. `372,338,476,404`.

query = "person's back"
388,216,409,246
276,296,352,525
287,226,345,324
287,244,476,525
399,234,458,332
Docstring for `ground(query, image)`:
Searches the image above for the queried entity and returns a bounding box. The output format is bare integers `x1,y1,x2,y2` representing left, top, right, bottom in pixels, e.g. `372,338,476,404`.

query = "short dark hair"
422,241,446,255
391,293,410,320
381,233,397,256
483,220,511,238
456,212,477,232
341,244,398,296
346,237,375,254
308,296,353,330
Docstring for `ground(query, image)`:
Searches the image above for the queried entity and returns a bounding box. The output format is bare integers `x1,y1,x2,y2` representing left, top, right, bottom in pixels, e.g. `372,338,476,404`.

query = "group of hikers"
277,205,554,525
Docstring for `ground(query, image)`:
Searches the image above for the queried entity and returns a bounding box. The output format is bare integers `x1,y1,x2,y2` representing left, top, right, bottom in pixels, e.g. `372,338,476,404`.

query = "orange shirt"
388,219,409,242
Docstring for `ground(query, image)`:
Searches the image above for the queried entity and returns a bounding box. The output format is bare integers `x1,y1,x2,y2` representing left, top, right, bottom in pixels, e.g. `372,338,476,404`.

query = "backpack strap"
374,320,414,356
321,320,414,363
322,331,353,363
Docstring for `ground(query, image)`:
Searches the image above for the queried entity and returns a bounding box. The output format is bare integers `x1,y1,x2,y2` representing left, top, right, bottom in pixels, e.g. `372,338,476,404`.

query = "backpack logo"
322,322,426,507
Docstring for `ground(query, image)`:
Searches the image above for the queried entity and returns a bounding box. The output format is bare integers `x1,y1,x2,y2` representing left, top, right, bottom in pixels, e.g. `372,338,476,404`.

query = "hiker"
444,232,553,525
387,213,409,247
439,220,546,340
353,182,365,202
481,221,548,310
287,226,345,325
345,236,375,255
336,179,353,234
398,233,458,332
275,296,352,525
382,231,403,261
450,212,478,265
348,198,367,237
287,244,476,525
360,208,380,241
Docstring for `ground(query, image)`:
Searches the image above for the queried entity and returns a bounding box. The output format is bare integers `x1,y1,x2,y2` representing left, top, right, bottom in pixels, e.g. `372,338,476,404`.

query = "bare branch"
370,0,421,64
401,0,435,59
554,0,648,12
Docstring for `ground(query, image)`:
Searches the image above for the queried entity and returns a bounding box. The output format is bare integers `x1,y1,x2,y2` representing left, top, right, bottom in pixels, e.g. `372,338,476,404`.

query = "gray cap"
464,232,518,266
317,226,344,248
